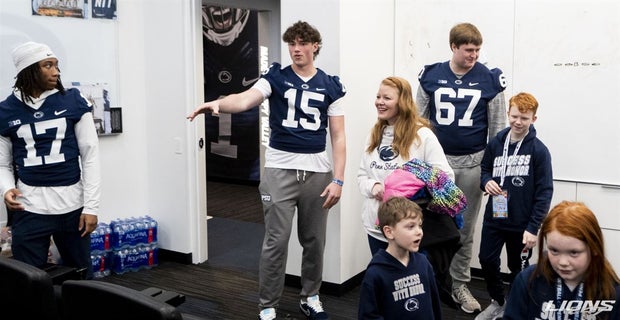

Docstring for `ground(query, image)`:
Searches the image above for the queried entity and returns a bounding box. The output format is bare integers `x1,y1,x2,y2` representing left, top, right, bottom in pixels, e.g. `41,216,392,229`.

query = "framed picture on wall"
32,0,88,19
92,0,117,20
109,107,122,134
68,82,121,135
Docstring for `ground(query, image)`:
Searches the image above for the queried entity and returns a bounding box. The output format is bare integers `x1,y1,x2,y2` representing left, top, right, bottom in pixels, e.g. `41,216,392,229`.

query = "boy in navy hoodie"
476,92,553,320
358,197,442,319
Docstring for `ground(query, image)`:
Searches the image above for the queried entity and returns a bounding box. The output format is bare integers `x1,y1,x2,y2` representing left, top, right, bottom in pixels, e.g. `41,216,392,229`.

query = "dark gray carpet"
207,216,263,273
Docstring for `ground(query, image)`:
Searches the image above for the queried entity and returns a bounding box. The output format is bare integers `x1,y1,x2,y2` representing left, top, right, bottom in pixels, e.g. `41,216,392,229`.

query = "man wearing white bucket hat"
0,41,101,279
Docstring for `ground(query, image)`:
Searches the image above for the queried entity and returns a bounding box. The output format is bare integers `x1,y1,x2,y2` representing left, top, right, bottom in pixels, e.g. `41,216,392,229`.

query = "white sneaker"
259,307,277,320
475,299,505,320
452,284,482,313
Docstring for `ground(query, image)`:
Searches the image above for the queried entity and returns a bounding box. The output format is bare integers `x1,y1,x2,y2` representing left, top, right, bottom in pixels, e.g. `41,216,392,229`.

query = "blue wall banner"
203,5,260,182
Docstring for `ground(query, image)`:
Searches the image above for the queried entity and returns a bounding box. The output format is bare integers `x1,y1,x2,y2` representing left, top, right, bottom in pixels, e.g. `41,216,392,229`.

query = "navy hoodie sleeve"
358,266,385,320
503,266,532,319
480,134,501,191
526,141,553,235
427,260,443,320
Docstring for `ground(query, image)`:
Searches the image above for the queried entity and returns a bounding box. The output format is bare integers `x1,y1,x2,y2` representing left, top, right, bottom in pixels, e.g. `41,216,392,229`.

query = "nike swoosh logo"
468,82,479,86
316,88,326,91
55,109,67,116
47,53,53,56
242,76,260,87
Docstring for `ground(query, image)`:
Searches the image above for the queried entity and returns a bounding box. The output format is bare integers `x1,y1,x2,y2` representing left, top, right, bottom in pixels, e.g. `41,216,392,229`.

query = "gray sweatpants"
449,165,484,288
258,168,331,309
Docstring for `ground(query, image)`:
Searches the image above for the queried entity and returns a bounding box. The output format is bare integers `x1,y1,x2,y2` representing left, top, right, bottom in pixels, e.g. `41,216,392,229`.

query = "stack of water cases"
109,216,159,275
90,222,112,278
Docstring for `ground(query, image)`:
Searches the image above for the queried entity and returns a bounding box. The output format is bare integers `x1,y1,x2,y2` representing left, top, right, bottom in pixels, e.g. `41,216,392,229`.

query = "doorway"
200,1,280,273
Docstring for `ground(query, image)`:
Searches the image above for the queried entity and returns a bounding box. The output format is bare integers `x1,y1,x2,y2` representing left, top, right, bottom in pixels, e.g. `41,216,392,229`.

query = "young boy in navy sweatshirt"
358,196,442,319
476,92,553,320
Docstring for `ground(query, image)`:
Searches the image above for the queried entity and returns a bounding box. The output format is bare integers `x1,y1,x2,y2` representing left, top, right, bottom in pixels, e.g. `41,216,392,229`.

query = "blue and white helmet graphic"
202,6,249,46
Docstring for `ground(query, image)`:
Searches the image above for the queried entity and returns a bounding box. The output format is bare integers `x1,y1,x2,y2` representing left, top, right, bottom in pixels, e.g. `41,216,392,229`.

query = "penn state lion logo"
378,145,398,161
404,297,420,311
512,176,525,187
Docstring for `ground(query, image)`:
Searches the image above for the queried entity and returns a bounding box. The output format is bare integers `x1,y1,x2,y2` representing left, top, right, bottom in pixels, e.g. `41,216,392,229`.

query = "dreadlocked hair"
13,63,65,103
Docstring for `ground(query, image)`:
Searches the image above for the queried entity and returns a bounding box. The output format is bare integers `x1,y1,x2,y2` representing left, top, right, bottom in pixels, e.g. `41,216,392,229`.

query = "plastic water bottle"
111,248,129,274
120,219,132,249
91,252,110,278
0,227,11,255
134,245,148,271
146,243,159,269
135,217,144,246
91,223,112,253
110,219,122,249
145,216,158,244
126,218,137,247
127,246,141,272
90,227,101,252
103,223,112,251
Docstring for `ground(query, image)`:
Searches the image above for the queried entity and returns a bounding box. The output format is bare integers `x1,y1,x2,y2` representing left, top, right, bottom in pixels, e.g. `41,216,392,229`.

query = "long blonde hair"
365,76,430,160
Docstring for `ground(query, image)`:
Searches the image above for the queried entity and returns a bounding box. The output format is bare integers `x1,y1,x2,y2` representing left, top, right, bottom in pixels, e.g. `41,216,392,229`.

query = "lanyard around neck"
499,130,526,187
555,277,584,320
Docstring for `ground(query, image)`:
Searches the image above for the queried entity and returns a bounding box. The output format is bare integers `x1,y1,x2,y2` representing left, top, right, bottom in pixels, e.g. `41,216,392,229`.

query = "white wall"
115,0,206,261
119,0,206,260
512,0,620,185
338,0,396,281
0,0,206,261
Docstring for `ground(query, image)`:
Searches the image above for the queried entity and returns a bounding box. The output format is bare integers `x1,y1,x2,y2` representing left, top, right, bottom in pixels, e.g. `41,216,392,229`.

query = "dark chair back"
0,256,60,320
62,280,184,320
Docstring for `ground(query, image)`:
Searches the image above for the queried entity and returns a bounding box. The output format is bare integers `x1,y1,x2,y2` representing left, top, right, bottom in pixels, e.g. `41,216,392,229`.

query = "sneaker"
452,284,482,313
474,299,505,320
299,295,329,320
258,307,277,320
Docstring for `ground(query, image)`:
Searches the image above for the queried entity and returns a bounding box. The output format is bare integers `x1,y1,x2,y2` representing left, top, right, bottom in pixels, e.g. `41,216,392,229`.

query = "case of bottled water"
91,216,159,276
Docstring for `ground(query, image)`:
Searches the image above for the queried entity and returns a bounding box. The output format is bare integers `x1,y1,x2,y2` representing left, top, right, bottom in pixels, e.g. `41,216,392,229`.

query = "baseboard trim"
471,267,513,283
159,249,193,265
159,251,505,293
283,267,510,297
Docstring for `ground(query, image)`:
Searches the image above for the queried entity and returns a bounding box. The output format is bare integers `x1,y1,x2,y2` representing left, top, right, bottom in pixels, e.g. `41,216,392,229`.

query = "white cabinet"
575,183,620,273
576,184,620,230
603,229,620,273
550,181,577,208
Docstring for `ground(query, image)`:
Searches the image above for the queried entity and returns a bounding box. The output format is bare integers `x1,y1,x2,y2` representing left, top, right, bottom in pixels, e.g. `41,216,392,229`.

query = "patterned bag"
384,158,467,218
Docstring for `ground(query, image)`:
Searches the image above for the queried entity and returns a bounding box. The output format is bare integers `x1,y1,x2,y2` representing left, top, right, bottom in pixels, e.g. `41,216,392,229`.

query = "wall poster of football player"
202,5,261,183
92,0,117,20
32,0,87,19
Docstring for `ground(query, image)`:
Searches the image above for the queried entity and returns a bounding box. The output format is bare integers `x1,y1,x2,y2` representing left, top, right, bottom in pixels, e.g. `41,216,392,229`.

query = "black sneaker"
299,295,329,320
